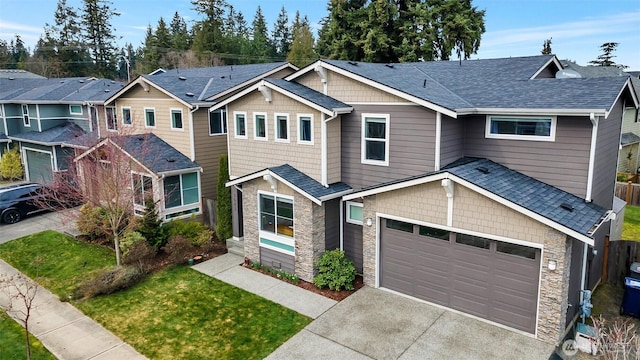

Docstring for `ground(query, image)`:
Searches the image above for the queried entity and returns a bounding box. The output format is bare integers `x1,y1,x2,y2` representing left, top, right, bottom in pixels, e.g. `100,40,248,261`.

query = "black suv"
0,183,51,224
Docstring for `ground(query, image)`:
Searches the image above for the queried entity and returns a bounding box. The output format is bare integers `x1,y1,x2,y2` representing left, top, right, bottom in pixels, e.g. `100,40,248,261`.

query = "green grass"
0,311,56,360
0,231,311,359
622,205,640,241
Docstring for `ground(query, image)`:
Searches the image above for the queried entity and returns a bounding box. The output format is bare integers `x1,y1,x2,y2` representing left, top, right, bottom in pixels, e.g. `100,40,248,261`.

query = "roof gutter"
455,108,608,117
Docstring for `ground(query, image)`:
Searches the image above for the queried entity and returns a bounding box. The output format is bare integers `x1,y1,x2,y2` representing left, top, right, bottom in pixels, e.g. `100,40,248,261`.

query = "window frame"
105,106,117,131
297,113,314,145
132,172,153,208
21,104,30,127
209,108,227,136
121,107,132,126
361,113,390,166
485,115,556,142
274,113,290,143
170,108,184,130
346,201,364,225
258,191,295,255
69,104,83,116
144,107,156,128
234,111,247,139
254,112,268,141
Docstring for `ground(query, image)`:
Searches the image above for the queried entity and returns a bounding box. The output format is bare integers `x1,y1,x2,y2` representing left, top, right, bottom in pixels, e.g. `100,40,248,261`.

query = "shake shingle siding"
462,114,592,198
341,105,436,190
193,109,227,201
440,115,464,168
591,100,624,208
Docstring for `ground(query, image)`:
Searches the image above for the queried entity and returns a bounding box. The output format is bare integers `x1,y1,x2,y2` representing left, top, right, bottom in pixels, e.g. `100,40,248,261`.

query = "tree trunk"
25,318,31,360
114,234,121,266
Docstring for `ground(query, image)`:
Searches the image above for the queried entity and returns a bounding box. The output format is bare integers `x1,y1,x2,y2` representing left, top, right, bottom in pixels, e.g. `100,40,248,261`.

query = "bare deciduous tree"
1,273,39,360
591,315,639,360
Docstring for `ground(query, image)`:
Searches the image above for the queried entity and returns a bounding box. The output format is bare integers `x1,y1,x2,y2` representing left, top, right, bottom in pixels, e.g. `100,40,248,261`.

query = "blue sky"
0,0,638,70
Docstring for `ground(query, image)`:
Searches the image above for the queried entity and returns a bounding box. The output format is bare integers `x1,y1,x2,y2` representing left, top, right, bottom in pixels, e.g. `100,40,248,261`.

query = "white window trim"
105,106,117,132
144,107,156,128
121,106,132,126
485,115,556,142
208,108,227,136
346,201,363,225
254,112,268,141
170,108,184,131
131,171,154,209
163,172,199,209
233,111,248,139
274,112,290,143
361,113,390,166
297,113,314,145
21,104,31,127
257,190,295,255
69,104,83,115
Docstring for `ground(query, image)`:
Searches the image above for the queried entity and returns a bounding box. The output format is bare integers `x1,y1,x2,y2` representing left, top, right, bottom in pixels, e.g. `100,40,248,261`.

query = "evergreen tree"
251,6,274,62
215,155,232,241
223,5,251,64
81,0,120,78
589,42,627,69
169,12,190,50
46,0,90,76
9,35,29,69
541,38,552,55
271,6,291,59
139,25,159,74
191,0,227,55
317,0,367,61
155,18,171,50
360,0,397,62
287,22,317,68
0,40,13,69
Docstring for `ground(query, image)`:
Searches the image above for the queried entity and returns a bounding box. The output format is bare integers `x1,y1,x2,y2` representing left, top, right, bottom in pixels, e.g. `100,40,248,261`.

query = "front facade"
215,55,638,345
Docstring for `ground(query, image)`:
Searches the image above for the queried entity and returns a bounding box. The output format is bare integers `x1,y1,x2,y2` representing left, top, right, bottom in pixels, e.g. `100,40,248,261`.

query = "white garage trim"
22,146,55,181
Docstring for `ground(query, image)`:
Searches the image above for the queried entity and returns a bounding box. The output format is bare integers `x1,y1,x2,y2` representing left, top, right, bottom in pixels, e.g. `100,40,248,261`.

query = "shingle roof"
9,122,85,144
265,79,351,112
110,133,200,174
142,62,291,103
0,69,45,79
621,132,640,145
0,77,124,103
561,61,626,78
268,164,352,200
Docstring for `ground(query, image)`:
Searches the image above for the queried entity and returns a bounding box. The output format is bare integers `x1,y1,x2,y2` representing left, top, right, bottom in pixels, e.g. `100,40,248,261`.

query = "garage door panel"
380,217,540,334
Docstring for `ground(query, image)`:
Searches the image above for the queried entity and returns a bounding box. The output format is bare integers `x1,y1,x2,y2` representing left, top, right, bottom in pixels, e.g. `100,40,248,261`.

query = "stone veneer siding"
241,178,326,282
362,195,377,286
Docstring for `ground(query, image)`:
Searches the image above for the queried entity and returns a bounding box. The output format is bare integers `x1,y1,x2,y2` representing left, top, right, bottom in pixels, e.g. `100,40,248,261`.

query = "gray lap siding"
440,114,464,168
341,105,437,191
591,100,623,209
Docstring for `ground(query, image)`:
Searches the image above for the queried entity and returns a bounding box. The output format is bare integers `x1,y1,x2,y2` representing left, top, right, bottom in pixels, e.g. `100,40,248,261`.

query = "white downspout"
189,105,199,161
435,112,441,171
339,198,344,251
586,113,597,202
580,242,588,304
322,112,338,187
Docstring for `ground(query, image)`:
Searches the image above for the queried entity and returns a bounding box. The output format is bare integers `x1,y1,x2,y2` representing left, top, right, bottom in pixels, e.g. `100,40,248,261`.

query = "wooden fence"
604,239,640,286
615,181,640,206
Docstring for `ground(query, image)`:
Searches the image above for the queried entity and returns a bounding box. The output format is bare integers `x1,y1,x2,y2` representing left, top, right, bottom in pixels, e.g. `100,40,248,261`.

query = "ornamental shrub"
138,197,167,248
163,219,213,247
0,147,23,180
163,235,195,265
76,204,110,241
313,249,356,291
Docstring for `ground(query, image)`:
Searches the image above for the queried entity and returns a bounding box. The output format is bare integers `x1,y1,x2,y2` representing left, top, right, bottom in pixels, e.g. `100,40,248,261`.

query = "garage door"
25,149,53,184
380,218,540,334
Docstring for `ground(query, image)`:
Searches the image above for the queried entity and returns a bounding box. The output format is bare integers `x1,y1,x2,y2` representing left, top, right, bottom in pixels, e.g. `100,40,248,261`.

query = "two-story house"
212,55,638,344
82,63,296,222
0,76,123,182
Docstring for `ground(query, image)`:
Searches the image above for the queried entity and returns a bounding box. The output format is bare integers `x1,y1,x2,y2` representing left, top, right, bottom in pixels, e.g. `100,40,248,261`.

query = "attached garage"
24,148,53,183
380,218,541,334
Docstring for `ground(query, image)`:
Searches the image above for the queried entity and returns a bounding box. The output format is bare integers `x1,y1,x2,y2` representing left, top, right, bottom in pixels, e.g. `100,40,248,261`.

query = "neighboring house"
212,54,638,344
100,62,296,223
74,133,202,220
0,76,124,182
0,69,46,79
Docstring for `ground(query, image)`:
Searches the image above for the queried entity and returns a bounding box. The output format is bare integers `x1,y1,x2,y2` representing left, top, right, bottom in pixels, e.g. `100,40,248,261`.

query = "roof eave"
455,107,608,117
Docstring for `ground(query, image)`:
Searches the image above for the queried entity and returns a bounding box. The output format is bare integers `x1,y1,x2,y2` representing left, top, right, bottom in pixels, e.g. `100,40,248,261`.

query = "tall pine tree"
271,7,291,60
250,6,274,62
81,0,120,78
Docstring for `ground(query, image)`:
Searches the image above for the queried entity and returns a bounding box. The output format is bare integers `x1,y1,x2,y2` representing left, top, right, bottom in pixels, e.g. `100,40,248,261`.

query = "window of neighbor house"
163,172,198,209
171,109,183,129
145,108,155,127
486,116,556,141
132,173,153,206
362,114,389,166
346,202,363,225
234,112,247,138
254,113,267,140
21,104,30,127
69,105,83,115
298,114,313,144
259,193,295,254
275,113,289,142
209,109,227,135
122,107,132,125
106,106,117,131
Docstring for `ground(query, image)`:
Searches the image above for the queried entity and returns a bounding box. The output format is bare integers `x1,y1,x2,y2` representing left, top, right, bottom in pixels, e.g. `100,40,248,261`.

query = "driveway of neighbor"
0,208,78,244
266,286,556,360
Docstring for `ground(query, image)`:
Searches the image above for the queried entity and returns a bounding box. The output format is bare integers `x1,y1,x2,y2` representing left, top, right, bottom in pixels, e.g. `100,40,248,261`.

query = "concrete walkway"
0,260,147,360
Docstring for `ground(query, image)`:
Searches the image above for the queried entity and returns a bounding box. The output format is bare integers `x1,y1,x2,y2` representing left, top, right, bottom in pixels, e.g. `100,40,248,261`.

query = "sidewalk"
0,260,147,360
192,253,337,319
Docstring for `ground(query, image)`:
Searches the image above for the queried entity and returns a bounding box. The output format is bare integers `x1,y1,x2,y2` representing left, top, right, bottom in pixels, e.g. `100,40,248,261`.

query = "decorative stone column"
537,228,572,344
294,198,326,282
241,182,259,262
362,195,377,286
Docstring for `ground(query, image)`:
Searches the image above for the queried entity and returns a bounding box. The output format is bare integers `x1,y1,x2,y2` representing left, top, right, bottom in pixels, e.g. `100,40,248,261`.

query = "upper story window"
145,108,155,127
298,114,313,144
171,109,183,130
275,113,289,142
234,112,247,138
69,105,83,115
485,115,556,141
209,109,227,135
254,112,267,140
361,114,390,166
105,106,117,131
21,104,30,127
122,107,132,125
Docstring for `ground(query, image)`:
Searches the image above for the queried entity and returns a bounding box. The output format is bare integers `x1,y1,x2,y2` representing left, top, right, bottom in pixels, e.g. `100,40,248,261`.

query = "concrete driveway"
0,208,78,244
267,286,555,360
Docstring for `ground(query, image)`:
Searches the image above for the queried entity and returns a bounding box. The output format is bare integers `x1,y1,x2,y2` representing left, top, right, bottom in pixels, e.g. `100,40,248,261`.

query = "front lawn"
622,205,640,241
0,311,56,360
0,231,311,359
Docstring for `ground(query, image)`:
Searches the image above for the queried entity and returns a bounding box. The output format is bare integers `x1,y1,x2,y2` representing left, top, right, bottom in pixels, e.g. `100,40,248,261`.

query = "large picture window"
106,106,117,131
486,116,556,141
163,172,198,209
362,114,389,166
209,109,227,135
260,194,294,238
254,113,267,140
